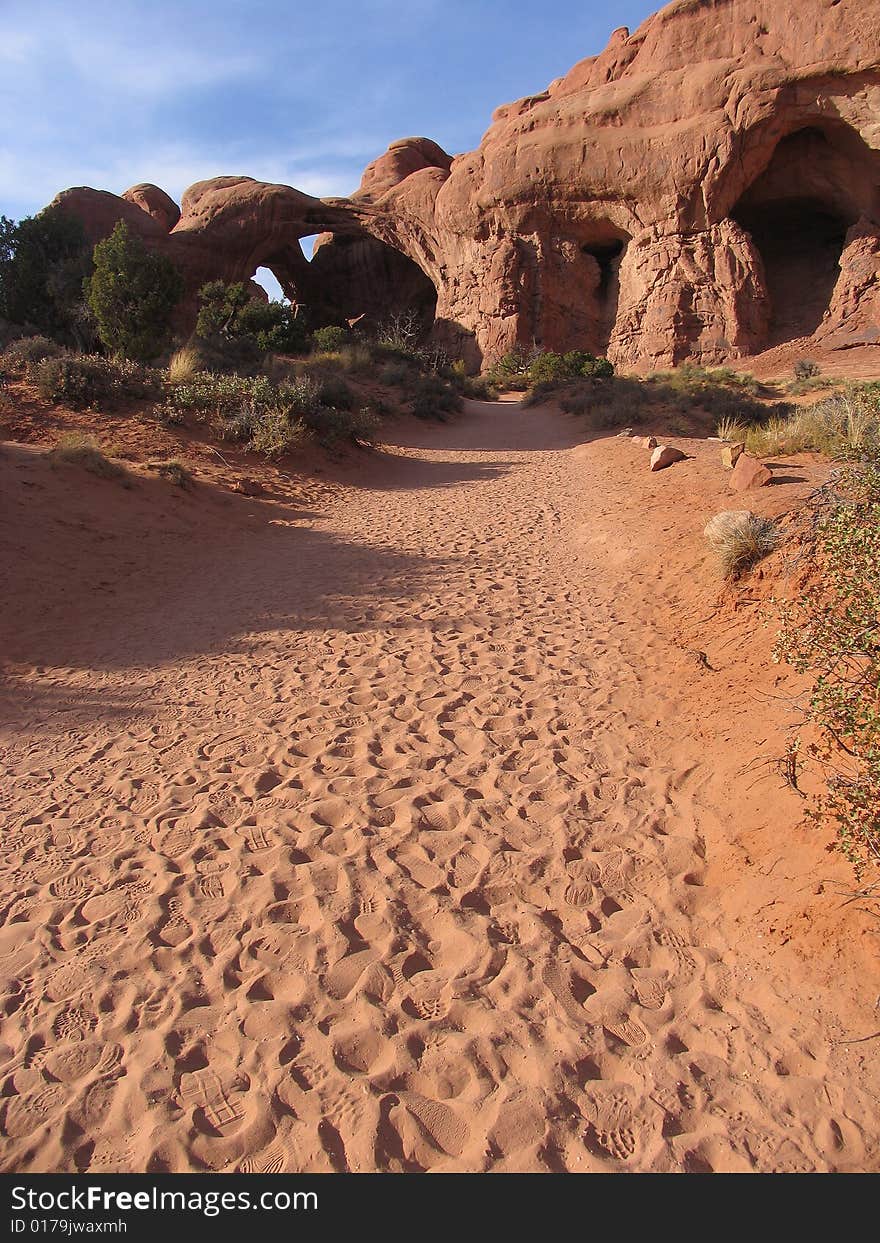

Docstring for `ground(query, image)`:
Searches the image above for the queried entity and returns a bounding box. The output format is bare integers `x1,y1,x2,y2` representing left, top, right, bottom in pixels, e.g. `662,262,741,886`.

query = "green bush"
379,360,416,388
311,325,350,353
156,368,377,455
411,376,462,421
249,406,308,457
774,448,880,872
304,406,379,447
316,375,354,410
196,281,308,361
35,353,159,407
0,207,94,347
86,222,183,362
794,359,820,381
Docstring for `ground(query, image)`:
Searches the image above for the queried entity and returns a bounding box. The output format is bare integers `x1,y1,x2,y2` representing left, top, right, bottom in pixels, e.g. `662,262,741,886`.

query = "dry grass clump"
167,346,202,384
49,433,128,481
744,394,879,457
146,458,194,487
716,416,748,444
715,389,880,459
704,510,781,579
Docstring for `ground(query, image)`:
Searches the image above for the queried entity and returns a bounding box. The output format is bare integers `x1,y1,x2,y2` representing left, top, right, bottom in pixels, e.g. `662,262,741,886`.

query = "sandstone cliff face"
49,0,880,369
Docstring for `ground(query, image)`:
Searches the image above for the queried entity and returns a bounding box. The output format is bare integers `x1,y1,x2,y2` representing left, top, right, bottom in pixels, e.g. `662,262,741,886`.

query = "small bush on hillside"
379,361,415,388
316,375,354,409
147,458,194,488
794,359,820,381
87,222,183,362
774,448,880,873
486,346,535,390
304,406,379,447
311,325,350,353
649,364,761,397
411,375,463,421
716,416,749,444
50,433,127,480
529,350,615,386
376,309,424,354
2,335,65,375
249,407,308,457
35,354,159,407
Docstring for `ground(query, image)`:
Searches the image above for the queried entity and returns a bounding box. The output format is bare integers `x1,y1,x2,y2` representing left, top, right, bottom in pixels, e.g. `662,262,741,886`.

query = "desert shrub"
311,325,350,353
316,375,354,409
35,353,159,407
87,222,183,362
376,309,424,353
774,449,880,872
302,406,379,447
379,361,415,388
411,375,463,421
794,359,820,381
650,364,761,397
196,281,308,359
2,335,65,375
0,207,94,347
705,511,781,579
486,346,535,390
147,458,193,488
458,373,499,400
49,433,127,480
529,377,643,429
249,407,308,457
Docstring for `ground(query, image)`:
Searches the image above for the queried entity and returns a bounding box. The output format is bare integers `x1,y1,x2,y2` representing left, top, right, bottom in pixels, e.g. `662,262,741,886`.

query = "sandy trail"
1,399,878,1172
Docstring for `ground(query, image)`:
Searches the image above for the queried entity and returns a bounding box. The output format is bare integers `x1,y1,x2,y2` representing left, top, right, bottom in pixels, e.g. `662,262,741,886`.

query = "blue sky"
1,0,659,293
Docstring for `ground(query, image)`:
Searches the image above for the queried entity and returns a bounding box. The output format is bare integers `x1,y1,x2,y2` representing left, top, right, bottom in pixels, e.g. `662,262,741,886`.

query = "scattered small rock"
650,445,687,471
232,477,263,496
721,441,745,469
730,453,772,491
616,428,634,438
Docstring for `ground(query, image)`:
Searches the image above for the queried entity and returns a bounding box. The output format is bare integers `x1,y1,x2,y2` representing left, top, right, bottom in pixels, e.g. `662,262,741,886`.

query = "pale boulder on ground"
721,442,745,469
730,453,772,491
650,445,687,471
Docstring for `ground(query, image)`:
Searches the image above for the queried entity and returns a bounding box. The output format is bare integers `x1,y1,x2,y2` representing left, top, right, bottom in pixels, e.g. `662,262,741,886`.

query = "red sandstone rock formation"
47,0,880,370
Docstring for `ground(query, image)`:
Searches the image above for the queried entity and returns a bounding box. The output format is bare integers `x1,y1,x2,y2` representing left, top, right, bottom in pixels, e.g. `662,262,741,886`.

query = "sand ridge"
1,399,878,1173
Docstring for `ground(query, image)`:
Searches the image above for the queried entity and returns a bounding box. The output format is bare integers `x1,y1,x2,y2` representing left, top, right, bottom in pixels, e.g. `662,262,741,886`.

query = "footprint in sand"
179,1067,250,1135
157,900,192,948
399,1092,472,1159
603,1014,651,1050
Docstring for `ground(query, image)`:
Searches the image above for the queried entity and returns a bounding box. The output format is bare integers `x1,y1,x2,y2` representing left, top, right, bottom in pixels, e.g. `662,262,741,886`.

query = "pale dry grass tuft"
704,510,781,579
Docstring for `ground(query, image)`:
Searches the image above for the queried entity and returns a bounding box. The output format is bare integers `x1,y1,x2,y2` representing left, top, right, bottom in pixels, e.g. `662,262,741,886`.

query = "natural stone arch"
308,232,438,330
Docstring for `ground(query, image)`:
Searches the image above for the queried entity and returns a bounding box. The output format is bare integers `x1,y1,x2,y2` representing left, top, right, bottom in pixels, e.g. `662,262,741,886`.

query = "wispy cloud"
0,0,659,221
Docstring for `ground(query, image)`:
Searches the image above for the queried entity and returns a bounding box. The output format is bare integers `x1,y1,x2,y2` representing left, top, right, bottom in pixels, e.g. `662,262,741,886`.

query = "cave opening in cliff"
734,198,847,347
580,233,628,353
730,124,875,348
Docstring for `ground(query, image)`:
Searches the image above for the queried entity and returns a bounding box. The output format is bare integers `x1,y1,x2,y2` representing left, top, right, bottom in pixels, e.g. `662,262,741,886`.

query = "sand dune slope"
1,401,878,1173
